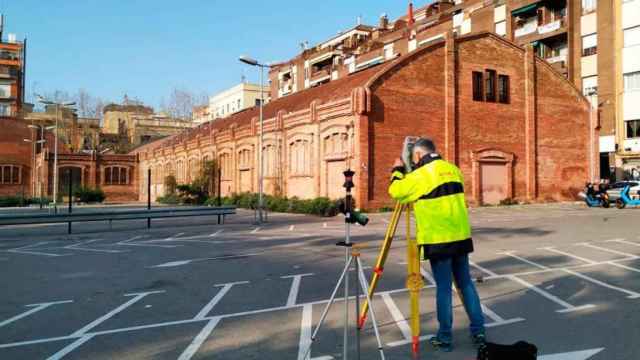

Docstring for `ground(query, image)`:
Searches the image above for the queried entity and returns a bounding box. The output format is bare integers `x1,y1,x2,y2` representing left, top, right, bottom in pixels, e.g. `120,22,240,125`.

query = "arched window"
238,149,252,170
104,166,129,185
289,139,311,176
0,165,21,184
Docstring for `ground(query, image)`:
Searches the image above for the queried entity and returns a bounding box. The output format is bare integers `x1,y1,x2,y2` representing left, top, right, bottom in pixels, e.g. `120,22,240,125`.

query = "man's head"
412,138,436,164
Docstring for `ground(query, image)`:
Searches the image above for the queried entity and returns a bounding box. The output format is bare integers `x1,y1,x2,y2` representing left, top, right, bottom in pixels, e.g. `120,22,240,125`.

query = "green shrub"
74,187,106,203
0,196,23,207
378,206,393,213
176,184,208,205
157,194,181,205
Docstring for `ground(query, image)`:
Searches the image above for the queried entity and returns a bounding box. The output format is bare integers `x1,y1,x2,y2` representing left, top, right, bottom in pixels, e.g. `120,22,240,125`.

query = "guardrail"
0,206,236,234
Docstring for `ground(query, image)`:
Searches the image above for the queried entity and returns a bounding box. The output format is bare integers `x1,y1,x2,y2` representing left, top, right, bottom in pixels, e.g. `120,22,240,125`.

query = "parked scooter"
615,185,640,209
581,183,610,208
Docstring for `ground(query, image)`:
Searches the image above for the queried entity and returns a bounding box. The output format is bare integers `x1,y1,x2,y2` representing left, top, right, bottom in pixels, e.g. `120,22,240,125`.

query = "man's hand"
393,158,404,169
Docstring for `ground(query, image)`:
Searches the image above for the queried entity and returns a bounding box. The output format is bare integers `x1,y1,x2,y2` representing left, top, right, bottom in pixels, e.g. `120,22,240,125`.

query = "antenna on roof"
357,15,362,25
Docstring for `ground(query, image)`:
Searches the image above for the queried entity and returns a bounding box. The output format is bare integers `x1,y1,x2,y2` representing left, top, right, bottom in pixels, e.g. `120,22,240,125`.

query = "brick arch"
470,149,515,205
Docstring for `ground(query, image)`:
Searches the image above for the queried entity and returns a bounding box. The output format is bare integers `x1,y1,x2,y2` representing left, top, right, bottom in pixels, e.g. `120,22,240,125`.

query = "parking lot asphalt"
0,203,639,359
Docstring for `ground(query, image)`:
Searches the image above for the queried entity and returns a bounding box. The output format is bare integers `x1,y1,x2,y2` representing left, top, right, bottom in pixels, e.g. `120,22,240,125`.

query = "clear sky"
4,0,416,110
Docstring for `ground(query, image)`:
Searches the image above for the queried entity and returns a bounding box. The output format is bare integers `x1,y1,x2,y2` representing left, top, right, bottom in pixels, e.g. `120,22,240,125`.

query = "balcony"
514,18,567,46
515,21,538,37
279,80,293,96
309,68,331,84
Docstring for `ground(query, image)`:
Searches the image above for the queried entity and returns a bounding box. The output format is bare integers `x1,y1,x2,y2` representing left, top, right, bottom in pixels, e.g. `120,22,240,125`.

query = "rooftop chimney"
408,2,415,27
379,13,389,29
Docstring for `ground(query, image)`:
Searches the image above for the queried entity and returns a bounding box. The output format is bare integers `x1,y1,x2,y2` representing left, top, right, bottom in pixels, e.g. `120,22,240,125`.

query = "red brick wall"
535,60,591,201
456,36,529,200
0,119,33,197
367,45,447,209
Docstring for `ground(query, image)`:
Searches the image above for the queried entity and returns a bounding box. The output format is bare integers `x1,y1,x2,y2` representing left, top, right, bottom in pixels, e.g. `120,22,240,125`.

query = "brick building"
134,32,597,208
267,0,640,181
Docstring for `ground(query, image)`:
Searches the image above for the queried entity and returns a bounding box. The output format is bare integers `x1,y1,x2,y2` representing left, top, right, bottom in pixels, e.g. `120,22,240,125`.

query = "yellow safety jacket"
389,154,473,260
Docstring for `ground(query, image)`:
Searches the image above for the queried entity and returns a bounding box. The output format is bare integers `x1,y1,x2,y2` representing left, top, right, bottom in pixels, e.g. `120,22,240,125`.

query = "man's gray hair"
413,138,436,154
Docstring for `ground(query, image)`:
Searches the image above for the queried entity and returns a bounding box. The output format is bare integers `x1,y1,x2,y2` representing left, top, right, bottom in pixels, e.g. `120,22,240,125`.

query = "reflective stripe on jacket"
388,154,473,260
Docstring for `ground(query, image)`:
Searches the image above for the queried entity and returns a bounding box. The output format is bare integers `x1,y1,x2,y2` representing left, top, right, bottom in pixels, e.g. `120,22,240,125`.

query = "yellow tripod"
357,201,424,355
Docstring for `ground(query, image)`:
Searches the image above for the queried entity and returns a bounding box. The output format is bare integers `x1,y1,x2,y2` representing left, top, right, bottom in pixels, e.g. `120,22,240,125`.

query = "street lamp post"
36,95,75,213
239,55,269,224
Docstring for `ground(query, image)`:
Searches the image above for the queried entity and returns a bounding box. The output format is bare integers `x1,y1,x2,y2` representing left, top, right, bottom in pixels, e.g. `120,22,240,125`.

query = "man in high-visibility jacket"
389,138,485,353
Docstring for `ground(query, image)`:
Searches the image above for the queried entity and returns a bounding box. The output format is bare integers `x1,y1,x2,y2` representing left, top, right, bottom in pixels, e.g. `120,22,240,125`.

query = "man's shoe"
472,333,486,348
429,336,453,352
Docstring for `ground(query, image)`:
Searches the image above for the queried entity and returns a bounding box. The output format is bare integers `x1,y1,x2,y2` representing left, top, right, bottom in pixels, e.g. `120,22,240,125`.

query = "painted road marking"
499,251,551,270
578,242,639,259
151,253,261,268
506,275,595,313
250,227,261,234
469,260,500,277
381,293,413,344
71,291,165,336
45,334,95,360
63,239,128,254
607,262,640,273
116,236,180,248
209,229,223,237
538,348,605,360
177,317,221,360
194,282,250,320
607,239,640,247
540,247,598,265
289,225,295,231
298,304,312,360
6,242,70,257
282,273,314,307
562,269,640,299
419,266,436,286
0,300,73,328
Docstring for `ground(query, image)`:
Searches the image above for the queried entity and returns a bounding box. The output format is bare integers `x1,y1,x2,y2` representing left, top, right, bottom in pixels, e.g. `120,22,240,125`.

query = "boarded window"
485,69,497,102
498,75,510,104
472,71,484,101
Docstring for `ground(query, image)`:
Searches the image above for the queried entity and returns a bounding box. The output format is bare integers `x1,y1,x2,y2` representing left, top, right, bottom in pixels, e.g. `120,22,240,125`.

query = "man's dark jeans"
429,253,485,343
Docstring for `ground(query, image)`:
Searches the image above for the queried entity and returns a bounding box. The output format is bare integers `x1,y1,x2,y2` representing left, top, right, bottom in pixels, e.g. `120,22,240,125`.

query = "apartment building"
208,82,269,121
0,16,25,118
267,0,640,181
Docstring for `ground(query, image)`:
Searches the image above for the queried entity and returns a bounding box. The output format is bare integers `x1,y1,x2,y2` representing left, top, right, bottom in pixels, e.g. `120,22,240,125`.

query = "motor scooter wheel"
616,199,626,209
601,198,610,208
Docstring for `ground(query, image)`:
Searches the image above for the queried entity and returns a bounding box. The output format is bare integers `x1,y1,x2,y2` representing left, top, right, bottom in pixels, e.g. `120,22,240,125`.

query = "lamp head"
239,55,259,66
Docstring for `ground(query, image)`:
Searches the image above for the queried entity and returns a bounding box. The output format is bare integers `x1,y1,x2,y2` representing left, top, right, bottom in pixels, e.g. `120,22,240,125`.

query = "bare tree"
75,89,105,118
162,87,201,120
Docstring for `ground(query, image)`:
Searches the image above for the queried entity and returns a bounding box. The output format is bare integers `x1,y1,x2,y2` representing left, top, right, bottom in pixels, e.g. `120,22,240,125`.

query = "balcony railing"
515,21,538,37
546,54,567,64
538,19,563,35
310,68,331,82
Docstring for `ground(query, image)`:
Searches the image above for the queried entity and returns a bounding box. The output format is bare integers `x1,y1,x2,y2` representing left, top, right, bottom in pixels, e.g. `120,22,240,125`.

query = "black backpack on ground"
477,341,538,360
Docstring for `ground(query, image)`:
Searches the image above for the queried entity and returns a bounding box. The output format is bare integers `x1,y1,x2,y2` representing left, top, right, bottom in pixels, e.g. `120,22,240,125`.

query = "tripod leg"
301,256,354,360
356,257,386,360
359,202,404,328
405,205,423,356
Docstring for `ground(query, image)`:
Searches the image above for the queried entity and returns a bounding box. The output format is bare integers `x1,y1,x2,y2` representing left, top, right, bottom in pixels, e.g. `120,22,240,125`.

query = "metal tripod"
358,201,467,356
301,243,386,360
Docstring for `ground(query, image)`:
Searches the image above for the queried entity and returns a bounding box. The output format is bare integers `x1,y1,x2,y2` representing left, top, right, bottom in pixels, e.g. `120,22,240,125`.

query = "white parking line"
0,300,73,328
177,317,221,360
63,239,128,254
289,225,295,231
578,243,639,259
194,281,250,320
71,291,165,336
499,251,550,270
298,304,312,360
209,229,223,237
46,334,94,360
282,274,314,307
419,266,436,286
116,236,180,248
251,227,261,234
380,293,412,343
469,260,499,277
607,262,640,273
506,275,595,313
562,269,640,299
6,242,70,257
540,247,598,265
